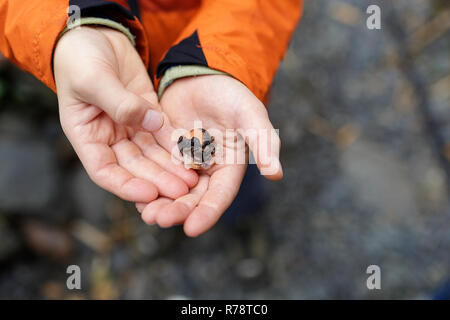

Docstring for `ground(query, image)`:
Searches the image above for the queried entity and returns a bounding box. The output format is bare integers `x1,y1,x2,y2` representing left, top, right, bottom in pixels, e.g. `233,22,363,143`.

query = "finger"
72,70,164,131
131,83,159,108
132,131,198,188
141,198,173,225
156,175,209,228
184,165,246,237
152,113,185,158
77,142,158,202
111,139,189,199
136,203,146,213
237,103,283,180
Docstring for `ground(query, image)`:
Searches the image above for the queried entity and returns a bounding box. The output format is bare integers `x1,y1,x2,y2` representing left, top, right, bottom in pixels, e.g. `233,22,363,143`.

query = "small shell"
178,128,215,170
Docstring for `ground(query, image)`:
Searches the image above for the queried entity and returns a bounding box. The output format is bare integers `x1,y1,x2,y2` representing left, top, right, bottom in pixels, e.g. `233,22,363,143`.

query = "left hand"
136,75,283,237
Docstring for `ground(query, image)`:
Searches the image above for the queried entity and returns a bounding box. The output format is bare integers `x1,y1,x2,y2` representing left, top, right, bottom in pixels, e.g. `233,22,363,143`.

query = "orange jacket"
0,0,303,101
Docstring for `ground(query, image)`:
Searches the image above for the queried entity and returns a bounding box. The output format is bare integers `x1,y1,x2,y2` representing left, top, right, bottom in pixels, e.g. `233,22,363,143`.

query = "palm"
139,75,282,237
163,76,247,172
55,27,197,203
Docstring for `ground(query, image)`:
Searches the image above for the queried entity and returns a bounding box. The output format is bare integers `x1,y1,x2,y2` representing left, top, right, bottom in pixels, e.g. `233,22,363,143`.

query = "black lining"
69,0,135,21
128,0,140,19
156,30,208,78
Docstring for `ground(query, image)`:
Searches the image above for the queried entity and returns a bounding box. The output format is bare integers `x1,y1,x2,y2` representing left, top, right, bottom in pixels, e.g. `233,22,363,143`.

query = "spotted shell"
178,128,215,170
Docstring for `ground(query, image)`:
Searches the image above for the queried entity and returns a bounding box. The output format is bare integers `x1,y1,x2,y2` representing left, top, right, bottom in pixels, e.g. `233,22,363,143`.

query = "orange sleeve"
0,0,149,92
155,0,304,101
0,0,69,92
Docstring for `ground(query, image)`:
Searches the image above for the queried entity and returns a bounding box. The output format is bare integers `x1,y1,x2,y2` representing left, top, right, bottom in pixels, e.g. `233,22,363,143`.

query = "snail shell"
178,128,215,170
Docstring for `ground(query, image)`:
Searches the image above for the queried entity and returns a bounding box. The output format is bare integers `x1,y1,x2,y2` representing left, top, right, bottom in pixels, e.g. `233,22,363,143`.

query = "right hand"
54,26,198,203
137,75,282,237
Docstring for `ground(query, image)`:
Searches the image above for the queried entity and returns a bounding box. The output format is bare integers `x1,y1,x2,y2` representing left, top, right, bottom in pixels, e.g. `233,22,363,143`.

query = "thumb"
237,103,283,180
73,71,164,131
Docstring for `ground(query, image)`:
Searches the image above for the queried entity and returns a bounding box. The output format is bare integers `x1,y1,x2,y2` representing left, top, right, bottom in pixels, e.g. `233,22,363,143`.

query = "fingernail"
142,110,164,131
270,157,283,177
276,158,283,177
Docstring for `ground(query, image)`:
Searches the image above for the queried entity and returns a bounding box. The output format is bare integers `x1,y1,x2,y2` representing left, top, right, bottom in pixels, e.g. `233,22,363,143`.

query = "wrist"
53,26,130,89
54,26,131,66
57,25,129,47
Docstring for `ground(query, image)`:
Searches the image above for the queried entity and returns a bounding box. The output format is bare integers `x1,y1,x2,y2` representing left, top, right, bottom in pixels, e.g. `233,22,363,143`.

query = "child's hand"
137,75,283,237
54,27,198,203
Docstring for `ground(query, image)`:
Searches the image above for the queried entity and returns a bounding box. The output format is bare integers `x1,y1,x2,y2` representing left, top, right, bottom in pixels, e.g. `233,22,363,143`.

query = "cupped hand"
137,75,283,237
54,27,198,203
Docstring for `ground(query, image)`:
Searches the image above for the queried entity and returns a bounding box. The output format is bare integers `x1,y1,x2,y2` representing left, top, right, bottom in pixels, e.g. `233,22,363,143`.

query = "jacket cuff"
59,17,136,46
158,65,227,99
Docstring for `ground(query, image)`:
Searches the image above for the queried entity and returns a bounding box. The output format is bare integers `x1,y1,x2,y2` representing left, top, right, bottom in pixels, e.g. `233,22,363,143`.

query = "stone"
22,220,73,261
0,139,58,213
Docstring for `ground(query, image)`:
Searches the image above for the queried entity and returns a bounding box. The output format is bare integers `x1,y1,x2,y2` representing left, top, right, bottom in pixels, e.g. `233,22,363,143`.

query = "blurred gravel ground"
0,0,449,299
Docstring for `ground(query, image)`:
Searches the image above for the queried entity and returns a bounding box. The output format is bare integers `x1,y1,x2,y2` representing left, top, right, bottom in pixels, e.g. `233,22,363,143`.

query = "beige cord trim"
158,65,227,99
59,17,135,46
